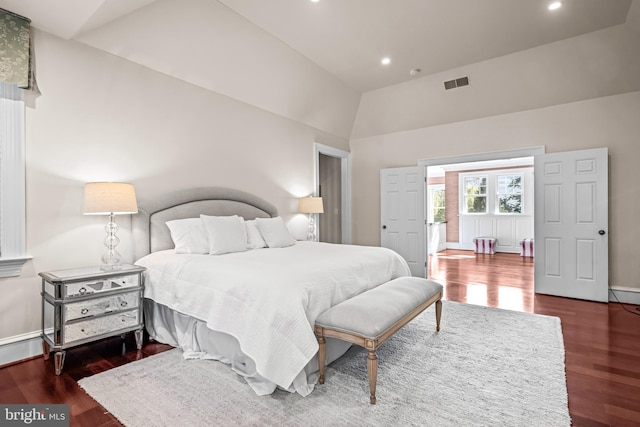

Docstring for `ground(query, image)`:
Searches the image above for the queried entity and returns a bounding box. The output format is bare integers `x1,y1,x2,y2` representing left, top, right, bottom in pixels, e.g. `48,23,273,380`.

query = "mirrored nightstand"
39,264,145,375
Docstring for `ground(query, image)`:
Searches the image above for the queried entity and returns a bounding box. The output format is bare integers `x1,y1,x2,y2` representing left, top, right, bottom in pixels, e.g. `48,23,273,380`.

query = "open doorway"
315,143,351,244
380,146,607,303
319,153,342,243
426,157,535,310
419,147,544,305
426,157,534,255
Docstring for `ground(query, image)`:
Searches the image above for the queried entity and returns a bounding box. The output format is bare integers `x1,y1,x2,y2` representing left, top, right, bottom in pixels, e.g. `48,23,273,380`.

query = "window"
1,8,34,276
463,176,487,213
0,81,29,276
496,174,523,214
428,185,446,223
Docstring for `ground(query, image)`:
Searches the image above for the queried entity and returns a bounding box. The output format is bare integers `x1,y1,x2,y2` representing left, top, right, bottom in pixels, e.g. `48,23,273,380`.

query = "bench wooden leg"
318,335,326,384
367,350,378,404
435,299,442,332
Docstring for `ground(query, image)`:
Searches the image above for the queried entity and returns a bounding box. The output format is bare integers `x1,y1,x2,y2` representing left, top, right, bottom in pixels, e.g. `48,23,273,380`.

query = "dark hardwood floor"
1,249,639,426
0,336,172,427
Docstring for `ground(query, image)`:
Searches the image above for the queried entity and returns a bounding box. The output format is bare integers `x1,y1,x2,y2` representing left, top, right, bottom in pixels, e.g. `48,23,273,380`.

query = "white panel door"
534,148,608,302
381,167,425,277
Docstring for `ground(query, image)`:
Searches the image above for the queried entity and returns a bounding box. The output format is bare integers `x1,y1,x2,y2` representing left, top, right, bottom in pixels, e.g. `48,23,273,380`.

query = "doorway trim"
418,146,546,169
315,143,351,244
418,146,545,276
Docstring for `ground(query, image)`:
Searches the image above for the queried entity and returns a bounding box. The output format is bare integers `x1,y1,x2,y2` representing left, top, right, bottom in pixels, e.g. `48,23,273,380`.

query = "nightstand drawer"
64,274,140,298
64,310,140,344
65,291,140,321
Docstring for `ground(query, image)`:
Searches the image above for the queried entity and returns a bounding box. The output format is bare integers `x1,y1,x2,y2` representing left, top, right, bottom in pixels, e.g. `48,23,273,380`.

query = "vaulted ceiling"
0,0,634,93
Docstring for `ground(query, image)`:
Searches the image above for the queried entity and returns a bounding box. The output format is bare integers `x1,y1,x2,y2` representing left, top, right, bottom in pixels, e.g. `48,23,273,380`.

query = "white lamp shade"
298,196,324,214
83,182,138,215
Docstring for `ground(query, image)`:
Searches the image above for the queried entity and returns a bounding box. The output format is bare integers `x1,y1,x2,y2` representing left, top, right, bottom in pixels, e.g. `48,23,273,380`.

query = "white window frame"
0,82,31,277
461,175,488,214
496,173,524,215
428,184,446,223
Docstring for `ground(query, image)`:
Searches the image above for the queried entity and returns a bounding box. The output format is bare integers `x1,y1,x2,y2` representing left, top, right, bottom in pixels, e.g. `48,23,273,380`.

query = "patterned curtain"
0,8,37,91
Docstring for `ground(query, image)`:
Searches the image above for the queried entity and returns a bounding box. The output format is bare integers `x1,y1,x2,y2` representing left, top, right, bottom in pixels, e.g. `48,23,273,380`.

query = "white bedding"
135,241,410,394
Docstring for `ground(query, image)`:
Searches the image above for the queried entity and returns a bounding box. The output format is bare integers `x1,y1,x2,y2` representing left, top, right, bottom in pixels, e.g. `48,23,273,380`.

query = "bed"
132,187,411,396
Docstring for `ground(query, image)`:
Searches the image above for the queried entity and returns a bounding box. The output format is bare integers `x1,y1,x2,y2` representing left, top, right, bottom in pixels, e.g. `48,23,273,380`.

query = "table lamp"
83,182,138,270
298,196,324,241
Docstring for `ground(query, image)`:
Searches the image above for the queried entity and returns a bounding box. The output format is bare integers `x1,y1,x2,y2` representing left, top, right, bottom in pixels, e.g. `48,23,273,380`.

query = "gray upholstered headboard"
132,187,278,261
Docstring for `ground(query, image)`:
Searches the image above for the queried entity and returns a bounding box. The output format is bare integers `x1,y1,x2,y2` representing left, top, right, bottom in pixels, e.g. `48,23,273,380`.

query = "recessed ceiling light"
381,57,391,65
310,0,320,3
548,1,562,10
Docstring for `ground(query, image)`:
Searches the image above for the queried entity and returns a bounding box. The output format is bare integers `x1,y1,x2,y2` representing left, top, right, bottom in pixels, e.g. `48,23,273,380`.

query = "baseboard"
446,242,466,250
0,331,42,368
445,242,520,254
609,287,640,305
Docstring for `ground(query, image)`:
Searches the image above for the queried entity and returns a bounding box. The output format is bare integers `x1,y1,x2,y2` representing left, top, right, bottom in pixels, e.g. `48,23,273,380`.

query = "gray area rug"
78,301,570,426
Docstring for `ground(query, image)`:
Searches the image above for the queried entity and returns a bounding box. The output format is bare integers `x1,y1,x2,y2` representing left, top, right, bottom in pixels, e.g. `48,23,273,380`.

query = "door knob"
598,230,605,235
382,225,387,230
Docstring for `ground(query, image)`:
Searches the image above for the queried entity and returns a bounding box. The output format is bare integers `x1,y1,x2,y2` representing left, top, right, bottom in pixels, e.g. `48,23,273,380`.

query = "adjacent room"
426,158,536,309
1,0,640,426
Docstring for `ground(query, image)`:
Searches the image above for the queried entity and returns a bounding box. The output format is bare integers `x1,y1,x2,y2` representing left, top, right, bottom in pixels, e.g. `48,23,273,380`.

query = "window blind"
0,8,32,89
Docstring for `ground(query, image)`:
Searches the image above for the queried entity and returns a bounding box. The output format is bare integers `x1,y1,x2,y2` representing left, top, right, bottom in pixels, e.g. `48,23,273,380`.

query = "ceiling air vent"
444,76,470,90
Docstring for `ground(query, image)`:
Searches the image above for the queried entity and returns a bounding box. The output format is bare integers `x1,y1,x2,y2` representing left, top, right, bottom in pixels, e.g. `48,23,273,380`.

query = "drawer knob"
120,301,128,307
81,308,89,315
78,287,87,295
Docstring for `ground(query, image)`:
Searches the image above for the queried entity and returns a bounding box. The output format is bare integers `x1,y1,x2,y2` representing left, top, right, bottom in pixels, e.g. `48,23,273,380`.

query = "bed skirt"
143,299,351,396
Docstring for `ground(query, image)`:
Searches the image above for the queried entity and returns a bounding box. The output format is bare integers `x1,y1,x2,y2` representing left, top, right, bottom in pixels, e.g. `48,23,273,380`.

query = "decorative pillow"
255,217,295,248
166,218,209,254
200,215,248,255
245,219,267,249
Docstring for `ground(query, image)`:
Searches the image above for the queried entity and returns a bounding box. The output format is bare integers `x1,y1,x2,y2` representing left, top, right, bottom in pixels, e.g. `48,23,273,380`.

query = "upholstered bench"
520,238,534,257
473,237,496,254
314,277,443,404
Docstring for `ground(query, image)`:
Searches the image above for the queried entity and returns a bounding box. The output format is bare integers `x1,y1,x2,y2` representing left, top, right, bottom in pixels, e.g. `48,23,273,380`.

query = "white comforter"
136,241,410,393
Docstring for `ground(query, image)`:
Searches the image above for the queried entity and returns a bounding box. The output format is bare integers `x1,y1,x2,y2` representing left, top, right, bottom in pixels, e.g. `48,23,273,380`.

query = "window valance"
0,8,36,90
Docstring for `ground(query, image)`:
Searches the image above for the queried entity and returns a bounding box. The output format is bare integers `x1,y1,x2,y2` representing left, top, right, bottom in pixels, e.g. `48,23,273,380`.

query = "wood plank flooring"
1,249,639,426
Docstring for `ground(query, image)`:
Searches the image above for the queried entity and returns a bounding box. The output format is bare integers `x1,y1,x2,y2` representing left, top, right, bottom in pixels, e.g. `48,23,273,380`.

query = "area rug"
78,301,570,426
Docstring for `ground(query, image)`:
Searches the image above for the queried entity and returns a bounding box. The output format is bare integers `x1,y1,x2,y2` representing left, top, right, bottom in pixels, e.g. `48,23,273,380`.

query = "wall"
350,90,640,290
350,19,640,291
628,0,640,34
76,0,360,140
352,24,640,139
444,172,460,243
0,29,349,343
457,168,534,253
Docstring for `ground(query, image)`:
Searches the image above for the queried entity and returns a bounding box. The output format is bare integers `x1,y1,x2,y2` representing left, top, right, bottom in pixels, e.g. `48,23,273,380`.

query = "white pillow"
255,217,295,248
245,219,267,249
200,215,248,255
166,218,209,254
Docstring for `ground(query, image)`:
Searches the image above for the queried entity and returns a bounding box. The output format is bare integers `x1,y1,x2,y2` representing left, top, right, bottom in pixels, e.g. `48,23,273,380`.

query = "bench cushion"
315,277,443,340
